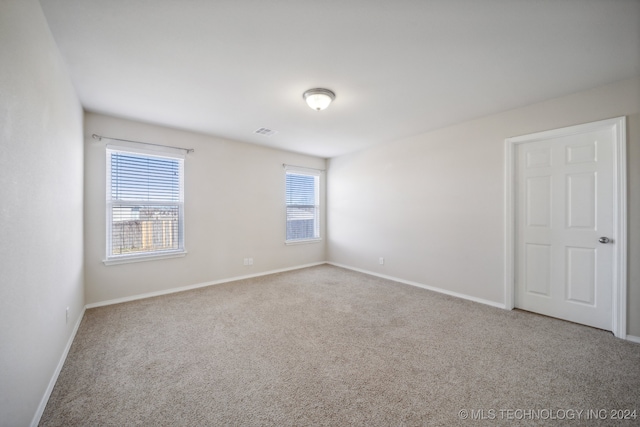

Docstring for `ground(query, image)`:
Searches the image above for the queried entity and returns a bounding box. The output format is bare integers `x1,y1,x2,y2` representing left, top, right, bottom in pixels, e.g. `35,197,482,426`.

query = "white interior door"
514,125,616,330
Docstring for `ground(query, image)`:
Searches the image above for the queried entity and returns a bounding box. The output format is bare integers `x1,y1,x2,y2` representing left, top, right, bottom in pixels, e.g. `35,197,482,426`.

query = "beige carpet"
40,264,640,426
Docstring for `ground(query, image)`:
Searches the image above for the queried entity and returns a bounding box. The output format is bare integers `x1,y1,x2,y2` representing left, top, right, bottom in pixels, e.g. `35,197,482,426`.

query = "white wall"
327,76,640,336
0,1,85,426
84,113,326,304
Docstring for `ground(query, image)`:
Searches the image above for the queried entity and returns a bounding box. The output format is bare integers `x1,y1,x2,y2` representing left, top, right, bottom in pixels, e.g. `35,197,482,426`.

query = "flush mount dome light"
303,88,336,111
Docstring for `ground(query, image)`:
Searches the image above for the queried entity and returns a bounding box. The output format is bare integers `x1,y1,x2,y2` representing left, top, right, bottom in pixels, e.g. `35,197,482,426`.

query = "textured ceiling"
40,0,640,158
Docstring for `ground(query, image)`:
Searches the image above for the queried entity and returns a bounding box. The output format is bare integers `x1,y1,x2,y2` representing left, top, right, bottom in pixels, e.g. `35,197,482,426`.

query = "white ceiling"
40,0,640,158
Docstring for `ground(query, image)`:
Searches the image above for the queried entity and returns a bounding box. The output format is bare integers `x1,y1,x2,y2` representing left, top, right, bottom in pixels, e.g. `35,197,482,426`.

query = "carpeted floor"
40,264,640,426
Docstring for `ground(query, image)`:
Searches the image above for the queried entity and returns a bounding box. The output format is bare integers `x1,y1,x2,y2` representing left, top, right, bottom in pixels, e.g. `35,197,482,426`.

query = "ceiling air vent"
254,127,278,137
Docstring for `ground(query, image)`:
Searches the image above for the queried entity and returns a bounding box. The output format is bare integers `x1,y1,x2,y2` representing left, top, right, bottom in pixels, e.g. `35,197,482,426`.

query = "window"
106,147,185,264
285,168,320,243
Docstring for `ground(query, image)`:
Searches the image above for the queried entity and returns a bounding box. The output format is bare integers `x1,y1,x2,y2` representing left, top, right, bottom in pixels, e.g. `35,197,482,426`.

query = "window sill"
103,251,187,266
285,238,322,246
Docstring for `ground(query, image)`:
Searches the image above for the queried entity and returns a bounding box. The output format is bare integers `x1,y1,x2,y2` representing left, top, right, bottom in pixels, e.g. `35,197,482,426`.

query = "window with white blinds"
106,147,185,262
285,169,320,243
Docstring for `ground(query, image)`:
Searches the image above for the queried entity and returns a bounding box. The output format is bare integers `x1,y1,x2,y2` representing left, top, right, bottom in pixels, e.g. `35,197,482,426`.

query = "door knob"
599,237,610,244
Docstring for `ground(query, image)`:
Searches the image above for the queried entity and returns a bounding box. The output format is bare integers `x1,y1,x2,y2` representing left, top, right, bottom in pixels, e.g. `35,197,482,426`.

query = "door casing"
504,117,627,338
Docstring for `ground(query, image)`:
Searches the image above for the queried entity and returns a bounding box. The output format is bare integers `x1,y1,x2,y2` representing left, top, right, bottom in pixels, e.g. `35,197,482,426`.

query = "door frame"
504,117,627,338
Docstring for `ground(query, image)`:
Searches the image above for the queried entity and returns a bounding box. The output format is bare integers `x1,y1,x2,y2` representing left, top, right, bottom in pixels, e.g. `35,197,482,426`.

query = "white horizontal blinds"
111,153,181,201
108,149,184,258
286,171,319,241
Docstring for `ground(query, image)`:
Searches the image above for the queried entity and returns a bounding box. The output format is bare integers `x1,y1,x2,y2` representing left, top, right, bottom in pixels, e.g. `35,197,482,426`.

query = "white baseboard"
30,306,86,427
625,334,640,344
85,262,326,309
327,262,506,310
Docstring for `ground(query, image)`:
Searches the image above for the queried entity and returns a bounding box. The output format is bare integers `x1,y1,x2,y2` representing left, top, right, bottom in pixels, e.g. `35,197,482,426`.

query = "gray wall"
0,1,85,425
84,113,326,304
327,77,640,336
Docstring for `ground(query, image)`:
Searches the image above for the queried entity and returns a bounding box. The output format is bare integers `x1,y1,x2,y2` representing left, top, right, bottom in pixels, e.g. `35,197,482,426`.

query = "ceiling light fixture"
303,88,336,111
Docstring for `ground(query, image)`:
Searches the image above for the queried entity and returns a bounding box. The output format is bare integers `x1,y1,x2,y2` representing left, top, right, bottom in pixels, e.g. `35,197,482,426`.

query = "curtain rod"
92,134,194,153
282,163,325,172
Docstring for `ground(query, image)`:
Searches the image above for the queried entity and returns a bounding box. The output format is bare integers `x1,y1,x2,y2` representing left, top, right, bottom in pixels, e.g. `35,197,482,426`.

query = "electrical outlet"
379,257,384,265
243,258,248,266
248,258,253,266
66,307,69,324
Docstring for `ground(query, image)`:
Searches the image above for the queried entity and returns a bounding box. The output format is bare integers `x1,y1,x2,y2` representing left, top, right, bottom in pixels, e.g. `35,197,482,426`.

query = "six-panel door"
515,128,614,330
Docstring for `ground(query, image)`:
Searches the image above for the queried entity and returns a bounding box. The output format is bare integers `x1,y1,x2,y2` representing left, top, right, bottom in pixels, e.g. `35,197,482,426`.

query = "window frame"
285,166,321,245
104,145,186,265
